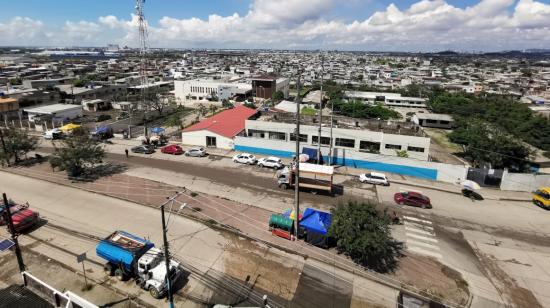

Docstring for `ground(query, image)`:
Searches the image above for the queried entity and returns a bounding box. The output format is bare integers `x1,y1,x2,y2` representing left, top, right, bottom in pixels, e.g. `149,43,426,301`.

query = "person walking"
125,148,129,158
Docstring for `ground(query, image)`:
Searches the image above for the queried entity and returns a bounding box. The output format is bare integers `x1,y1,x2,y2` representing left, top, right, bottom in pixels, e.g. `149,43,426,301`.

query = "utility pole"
159,193,180,308
2,193,25,272
329,99,334,166
294,75,302,239
317,55,324,164
136,0,149,121
0,128,9,167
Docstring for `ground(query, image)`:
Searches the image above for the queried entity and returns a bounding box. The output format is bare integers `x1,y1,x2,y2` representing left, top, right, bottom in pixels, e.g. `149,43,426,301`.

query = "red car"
161,144,184,155
0,203,40,233
394,191,432,209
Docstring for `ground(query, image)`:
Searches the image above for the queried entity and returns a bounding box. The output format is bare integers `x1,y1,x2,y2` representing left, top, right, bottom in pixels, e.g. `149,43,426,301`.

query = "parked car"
0,202,40,233
258,156,284,169
43,129,63,140
161,144,184,155
533,187,550,209
233,153,257,165
359,172,389,186
394,191,432,209
185,147,206,157
131,145,155,154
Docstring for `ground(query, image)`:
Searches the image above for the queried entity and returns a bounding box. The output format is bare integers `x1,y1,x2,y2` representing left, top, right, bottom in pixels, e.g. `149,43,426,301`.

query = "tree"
329,201,403,273
396,150,409,158
271,90,285,101
0,128,38,164
243,102,256,109
49,128,105,178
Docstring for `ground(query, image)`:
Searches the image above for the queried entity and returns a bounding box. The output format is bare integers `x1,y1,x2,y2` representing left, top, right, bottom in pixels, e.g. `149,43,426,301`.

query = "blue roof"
299,208,332,235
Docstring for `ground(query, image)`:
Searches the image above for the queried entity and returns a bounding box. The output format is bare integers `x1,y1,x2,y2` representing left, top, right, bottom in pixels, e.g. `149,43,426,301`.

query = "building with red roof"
181,105,257,149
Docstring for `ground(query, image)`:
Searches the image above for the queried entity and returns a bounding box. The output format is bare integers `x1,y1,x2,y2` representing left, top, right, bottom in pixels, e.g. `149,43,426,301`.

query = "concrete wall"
500,170,550,192
234,136,467,183
181,130,234,149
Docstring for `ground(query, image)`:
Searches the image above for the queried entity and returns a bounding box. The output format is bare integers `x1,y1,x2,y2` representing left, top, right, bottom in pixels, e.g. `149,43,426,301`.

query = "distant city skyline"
1,0,550,51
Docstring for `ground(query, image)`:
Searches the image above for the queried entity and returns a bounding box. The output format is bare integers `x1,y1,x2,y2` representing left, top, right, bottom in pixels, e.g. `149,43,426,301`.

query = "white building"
174,78,252,106
242,116,431,161
344,91,427,108
24,104,82,124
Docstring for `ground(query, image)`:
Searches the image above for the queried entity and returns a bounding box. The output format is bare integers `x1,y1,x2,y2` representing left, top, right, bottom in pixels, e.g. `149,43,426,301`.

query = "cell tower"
135,0,148,109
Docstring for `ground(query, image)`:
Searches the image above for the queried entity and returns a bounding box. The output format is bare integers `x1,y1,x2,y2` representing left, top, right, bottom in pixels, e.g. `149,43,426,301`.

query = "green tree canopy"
271,90,285,101
0,128,38,164
49,127,105,178
329,201,403,273
332,100,401,120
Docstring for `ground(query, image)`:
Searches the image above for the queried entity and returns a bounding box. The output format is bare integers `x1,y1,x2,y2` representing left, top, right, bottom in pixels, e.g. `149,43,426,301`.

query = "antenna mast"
136,0,148,112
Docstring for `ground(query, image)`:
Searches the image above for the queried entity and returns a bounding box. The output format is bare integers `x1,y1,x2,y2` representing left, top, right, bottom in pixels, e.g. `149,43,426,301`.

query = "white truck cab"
136,247,181,298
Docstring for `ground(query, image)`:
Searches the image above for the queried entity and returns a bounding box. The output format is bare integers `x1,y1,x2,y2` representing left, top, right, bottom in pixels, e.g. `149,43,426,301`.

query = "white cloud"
2,0,550,51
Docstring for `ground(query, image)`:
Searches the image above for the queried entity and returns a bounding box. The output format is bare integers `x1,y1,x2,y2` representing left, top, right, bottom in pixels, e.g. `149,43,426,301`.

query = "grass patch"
301,107,317,116
425,128,463,153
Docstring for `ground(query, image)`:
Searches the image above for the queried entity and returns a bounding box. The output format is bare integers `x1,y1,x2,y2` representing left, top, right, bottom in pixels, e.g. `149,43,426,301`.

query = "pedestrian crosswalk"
402,213,442,260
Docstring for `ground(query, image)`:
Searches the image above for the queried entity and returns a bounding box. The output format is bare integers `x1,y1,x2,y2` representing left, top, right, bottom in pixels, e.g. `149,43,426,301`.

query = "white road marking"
405,225,435,236
403,215,432,225
406,232,439,243
404,221,434,231
408,246,443,259
407,239,441,251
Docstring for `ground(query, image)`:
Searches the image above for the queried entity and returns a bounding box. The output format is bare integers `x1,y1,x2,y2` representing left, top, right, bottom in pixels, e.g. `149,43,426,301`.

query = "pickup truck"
277,163,335,196
0,201,40,233
96,230,182,299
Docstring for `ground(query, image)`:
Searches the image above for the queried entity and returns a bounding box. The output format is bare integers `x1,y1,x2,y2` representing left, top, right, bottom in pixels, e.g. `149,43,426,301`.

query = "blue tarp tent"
302,147,323,164
299,208,332,235
151,127,165,134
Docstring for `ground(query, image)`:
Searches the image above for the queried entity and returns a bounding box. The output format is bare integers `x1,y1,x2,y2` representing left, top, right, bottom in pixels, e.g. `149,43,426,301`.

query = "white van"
43,129,62,140
359,172,390,186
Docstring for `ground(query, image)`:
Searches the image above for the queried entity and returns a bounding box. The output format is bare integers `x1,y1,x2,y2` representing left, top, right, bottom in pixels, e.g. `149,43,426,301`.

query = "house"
412,113,454,129
181,105,257,149
0,97,19,117
81,99,110,112
24,104,82,125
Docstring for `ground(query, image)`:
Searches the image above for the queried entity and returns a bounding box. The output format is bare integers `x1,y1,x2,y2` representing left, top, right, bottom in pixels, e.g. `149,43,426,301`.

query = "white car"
258,156,284,169
359,172,390,186
233,153,257,165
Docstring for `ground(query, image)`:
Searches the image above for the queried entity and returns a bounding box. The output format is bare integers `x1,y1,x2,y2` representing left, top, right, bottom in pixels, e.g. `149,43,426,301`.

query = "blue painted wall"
234,145,438,180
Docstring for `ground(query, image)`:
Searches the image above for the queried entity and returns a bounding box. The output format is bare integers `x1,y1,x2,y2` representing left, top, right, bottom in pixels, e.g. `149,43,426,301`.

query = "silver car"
185,147,207,157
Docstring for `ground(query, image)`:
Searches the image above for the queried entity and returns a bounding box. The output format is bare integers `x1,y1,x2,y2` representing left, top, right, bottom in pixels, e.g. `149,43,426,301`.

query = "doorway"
206,136,217,147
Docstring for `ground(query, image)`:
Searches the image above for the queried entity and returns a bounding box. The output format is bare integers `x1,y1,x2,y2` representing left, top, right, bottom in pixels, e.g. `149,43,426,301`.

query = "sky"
1,0,550,51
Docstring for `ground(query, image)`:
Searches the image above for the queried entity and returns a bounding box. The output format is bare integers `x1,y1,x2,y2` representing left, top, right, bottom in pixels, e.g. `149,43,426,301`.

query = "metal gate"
466,168,503,187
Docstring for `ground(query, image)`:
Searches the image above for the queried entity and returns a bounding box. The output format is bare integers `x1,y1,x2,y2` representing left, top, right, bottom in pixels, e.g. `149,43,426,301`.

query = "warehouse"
24,104,83,124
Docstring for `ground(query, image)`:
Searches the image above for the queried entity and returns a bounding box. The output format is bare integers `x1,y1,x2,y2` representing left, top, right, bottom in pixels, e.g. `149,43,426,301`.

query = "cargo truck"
277,163,335,196
96,230,182,299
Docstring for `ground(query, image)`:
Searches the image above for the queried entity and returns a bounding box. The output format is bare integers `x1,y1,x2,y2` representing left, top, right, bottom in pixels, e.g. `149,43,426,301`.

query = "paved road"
0,171,394,308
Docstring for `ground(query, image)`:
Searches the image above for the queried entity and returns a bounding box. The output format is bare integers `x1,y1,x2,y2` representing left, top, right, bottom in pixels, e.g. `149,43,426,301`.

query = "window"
312,136,331,145
248,129,265,138
359,141,380,153
385,144,401,150
407,146,425,153
426,119,438,124
290,133,308,142
269,131,286,141
440,120,450,125
335,138,355,148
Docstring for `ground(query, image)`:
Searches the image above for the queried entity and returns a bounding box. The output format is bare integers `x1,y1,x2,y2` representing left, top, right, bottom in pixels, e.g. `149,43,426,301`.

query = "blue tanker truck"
96,230,181,299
